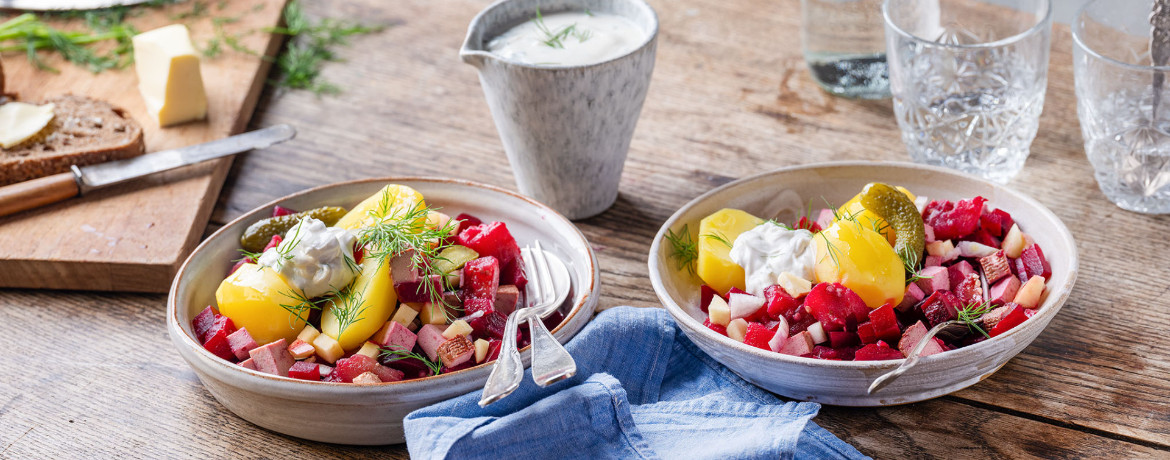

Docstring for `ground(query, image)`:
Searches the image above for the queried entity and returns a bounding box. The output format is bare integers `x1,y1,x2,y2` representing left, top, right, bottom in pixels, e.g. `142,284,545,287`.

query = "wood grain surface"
0,0,287,293
2,0,1169,458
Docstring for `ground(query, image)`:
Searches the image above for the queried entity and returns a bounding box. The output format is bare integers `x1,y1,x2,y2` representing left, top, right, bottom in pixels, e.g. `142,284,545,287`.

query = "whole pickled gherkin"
239,206,348,252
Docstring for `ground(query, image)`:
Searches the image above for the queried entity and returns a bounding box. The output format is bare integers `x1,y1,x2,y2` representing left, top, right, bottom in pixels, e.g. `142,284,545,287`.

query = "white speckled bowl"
168,178,600,445
648,162,1078,406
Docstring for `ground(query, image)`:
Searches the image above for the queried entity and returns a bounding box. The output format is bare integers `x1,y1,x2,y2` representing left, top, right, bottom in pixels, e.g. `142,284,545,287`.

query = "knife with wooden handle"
0,124,296,218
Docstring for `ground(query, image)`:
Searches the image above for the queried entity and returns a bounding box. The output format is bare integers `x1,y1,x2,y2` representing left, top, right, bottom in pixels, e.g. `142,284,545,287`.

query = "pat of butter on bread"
0,102,55,149
132,24,208,127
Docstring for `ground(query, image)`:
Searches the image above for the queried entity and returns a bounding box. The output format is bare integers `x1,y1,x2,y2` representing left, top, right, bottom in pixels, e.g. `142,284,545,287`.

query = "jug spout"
460,49,493,69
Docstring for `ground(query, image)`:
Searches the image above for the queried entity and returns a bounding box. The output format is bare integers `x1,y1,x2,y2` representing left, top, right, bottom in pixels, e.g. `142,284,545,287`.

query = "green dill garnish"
764,219,794,231
0,12,138,73
701,231,734,249
278,286,327,327
380,346,442,376
532,8,592,49
957,301,993,338
325,283,368,335
263,0,384,95
664,224,699,276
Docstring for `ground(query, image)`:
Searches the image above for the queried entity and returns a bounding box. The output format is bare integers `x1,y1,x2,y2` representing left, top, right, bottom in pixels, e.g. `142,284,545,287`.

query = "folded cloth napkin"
404,306,869,460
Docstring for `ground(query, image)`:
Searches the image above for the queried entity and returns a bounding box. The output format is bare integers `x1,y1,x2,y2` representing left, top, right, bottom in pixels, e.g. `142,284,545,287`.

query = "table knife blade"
0,0,151,10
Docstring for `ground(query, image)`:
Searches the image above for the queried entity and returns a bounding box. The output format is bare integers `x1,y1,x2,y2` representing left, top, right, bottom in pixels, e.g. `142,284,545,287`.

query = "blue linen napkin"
404,306,869,460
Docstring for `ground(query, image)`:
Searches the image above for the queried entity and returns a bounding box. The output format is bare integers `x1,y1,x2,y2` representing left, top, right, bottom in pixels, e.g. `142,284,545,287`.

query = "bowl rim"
168,176,600,390
648,160,1079,370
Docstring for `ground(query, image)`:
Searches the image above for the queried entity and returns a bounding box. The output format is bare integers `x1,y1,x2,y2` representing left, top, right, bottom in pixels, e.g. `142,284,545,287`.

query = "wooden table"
3,0,1169,458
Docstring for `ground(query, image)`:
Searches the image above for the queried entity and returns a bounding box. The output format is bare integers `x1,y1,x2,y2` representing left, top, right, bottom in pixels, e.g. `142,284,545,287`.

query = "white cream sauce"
729,223,818,297
258,217,358,299
487,11,645,66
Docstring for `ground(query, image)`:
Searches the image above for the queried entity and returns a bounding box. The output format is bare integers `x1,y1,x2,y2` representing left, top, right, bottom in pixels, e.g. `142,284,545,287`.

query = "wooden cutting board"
0,0,288,292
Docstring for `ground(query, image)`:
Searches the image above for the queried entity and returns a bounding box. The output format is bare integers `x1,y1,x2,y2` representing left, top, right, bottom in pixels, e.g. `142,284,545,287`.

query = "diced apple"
357,341,381,359
1002,224,1026,258
474,338,490,363
1013,275,1045,309
728,292,765,320
227,328,259,361
287,339,316,360
443,320,473,339
926,240,954,257
778,331,814,356
248,339,295,376
708,295,731,327
373,320,417,352
417,324,448,361
311,334,344,364
775,272,813,298
768,317,790,352
419,302,449,325
352,371,382,384
296,324,320,343
914,266,949,295
726,318,749,342
989,276,1021,307
806,321,828,344
390,304,419,328
958,241,997,258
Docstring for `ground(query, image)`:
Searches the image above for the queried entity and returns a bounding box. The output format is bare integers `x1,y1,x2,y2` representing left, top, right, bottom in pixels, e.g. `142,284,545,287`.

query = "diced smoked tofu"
352,371,382,384
238,358,257,370
989,276,1021,307
296,324,321,343
227,328,259,361
248,339,295,377
898,321,944,358
287,339,316,360
474,338,490,363
897,283,925,311
311,334,344,364
373,321,418,352
417,324,448,361
493,285,521,316
778,331,814,356
371,365,404,382
914,266,949,295
437,335,474,368
390,305,419,328
443,320,473,339
357,342,381,359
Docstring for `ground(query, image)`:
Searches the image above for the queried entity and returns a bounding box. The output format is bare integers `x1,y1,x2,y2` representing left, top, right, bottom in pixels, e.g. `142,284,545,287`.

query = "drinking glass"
801,0,890,99
883,0,1052,184
1073,0,1170,214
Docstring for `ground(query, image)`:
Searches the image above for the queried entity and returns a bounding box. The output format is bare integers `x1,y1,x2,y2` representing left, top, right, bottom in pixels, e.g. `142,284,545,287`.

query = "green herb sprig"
664,224,699,276
380,346,442,376
957,301,993,339
532,8,592,49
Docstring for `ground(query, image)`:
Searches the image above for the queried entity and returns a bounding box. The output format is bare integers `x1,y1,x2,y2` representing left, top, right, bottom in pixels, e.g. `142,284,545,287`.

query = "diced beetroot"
981,208,1014,237
854,341,905,361
867,304,902,344
465,297,495,317
989,277,1021,307
947,261,976,291
919,290,960,327
915,266,949,296
979,250,1012,284
486,339,502,361
456,222,525,290
829,331,860,348
417,324,449,361
804,282,869,332
743,323,774,350
788,313,818,336
980,304,1017,330
271,205,297,217
371,364,405,382
989,305,1029,337
542,310,565,331
811,345,852,360
381,354,433,379
857,323,877,344
793,215,822,233
202,315,237,361
469,310,507,340
397,274,445,304
373,321,417,352
728,286,750,297
898,321,945,358
778,331,815,356
288,361,321,381
461,256,500,301
955,273,984,307
1013,257,1028,284
192,306,218,342
262,234,283,252
924,197,987,240
699,284,722,313
968,228,1000,248
441,360,476,374
454,213,483,235
1018,245,1052,281
226,328,258,361
332,354,378,383
763,285,800,320
493,285,520,316
897,283,925,311
703,318,728,336
923,224,936,243
249,339,295,376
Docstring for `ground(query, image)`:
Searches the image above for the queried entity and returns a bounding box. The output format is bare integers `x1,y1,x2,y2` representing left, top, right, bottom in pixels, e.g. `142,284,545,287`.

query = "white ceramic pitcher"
461,0,658,220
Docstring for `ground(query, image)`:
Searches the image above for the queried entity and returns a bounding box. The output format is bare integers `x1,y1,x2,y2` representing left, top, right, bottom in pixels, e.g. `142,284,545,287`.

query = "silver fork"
867,320,960,394
478,241,574,406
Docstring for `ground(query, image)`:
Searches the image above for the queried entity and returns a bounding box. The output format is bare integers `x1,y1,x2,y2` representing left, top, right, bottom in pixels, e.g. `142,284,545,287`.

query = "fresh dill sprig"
380,346,442,376
664,224,699,276
701,231,734,249
763,219,794,231
236,248,264,263
264,0,384,95
957,301,993,339
531,8,591,49
278,286,326,327
326,283,368,336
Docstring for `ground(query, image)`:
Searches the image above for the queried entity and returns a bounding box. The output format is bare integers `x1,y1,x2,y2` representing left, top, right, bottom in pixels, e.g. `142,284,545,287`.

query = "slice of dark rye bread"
0,94,145,186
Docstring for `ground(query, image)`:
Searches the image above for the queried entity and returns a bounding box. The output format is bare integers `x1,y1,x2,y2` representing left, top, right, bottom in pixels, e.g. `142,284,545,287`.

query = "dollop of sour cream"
729,223,818,296
258,217,358,299
487,11,645,66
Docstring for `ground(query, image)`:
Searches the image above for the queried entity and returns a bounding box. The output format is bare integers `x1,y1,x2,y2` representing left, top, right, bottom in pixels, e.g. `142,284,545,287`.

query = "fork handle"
528,316,577,387
479,311,525,407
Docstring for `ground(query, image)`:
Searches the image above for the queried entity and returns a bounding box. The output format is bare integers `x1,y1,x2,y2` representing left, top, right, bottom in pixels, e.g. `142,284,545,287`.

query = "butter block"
0,102,55,148
132,24,208,127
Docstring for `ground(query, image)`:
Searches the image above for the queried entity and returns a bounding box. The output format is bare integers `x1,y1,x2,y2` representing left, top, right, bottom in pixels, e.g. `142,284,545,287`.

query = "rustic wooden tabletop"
3,0,1170,458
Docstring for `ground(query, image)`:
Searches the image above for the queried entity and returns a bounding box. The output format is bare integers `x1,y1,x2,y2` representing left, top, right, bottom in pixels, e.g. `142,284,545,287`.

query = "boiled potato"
216,264,310,345
334,184,426,230
321,255,398,351
696,208,764,295
814,221,905,308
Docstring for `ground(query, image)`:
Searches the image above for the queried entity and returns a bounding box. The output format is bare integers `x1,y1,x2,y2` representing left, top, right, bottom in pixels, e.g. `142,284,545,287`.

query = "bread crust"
0,94,145,186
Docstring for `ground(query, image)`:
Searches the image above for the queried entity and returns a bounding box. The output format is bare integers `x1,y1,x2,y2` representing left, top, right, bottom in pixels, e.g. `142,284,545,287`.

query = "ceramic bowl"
168,177,600,445
648,162,1078,406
